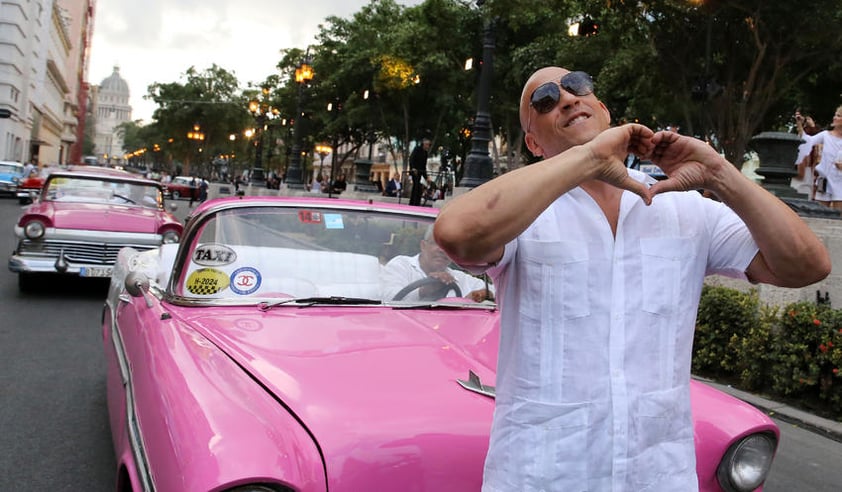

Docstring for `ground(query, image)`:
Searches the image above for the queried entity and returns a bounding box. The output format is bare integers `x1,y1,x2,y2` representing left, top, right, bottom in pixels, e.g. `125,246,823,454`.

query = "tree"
146,65,251,176
472,0,842,169
589,0,842,168
135,0,842,177
115,120,144,154
310,0,479,176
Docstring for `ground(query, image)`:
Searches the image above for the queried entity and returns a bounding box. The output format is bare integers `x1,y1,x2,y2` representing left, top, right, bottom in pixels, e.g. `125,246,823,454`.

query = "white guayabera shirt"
481,170,758,492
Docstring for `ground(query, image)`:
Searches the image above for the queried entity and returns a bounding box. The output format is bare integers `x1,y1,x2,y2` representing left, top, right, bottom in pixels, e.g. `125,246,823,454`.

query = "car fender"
106,284,327,491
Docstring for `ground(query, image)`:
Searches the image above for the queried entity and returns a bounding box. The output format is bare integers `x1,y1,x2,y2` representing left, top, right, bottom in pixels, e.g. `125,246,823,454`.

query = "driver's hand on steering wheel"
468,288,492,303
420,271,456,297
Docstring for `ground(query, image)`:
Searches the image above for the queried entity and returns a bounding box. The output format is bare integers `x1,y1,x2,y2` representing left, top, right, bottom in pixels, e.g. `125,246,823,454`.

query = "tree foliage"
145,65,251,175
128,0,842,175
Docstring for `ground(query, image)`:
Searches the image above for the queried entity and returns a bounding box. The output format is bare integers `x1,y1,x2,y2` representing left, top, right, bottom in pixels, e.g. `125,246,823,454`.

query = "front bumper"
16,189,38,199
8,255,114,277
0,182,18,196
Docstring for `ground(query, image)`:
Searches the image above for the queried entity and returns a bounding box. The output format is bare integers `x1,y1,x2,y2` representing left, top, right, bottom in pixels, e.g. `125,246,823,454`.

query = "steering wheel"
392,276,462,301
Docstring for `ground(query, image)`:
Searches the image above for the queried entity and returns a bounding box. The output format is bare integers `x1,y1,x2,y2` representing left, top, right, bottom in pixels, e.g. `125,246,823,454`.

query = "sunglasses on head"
527,71,594,131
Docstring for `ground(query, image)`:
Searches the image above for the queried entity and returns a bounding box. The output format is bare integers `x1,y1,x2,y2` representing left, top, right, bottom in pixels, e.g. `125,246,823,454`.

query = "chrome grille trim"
16,240,159,265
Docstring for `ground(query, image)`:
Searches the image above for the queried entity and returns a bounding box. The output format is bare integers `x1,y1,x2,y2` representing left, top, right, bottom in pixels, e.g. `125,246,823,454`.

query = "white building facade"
0,0,94,165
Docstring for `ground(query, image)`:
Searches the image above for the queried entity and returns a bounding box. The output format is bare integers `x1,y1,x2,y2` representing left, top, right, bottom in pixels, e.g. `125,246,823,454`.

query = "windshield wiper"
389,300,497,310
259,296,382,311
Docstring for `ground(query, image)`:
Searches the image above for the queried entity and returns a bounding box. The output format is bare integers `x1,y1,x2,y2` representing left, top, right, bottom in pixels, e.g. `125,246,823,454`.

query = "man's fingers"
648,178,684,197
623,177,652,206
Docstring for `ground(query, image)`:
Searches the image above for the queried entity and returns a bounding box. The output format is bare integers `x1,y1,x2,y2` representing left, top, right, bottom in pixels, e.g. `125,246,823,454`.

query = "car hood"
187,306,499,490
37,202,164,232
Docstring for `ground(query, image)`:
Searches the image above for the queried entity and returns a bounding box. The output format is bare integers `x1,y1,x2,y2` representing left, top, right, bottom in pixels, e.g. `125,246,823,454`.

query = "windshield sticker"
186,268,230,295
230,267,262,295
192,243,237,266
298,210,322,224
324,213,344,229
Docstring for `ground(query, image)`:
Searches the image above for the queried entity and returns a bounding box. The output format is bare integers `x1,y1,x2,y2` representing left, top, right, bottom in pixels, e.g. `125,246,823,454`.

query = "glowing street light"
286,52,315,189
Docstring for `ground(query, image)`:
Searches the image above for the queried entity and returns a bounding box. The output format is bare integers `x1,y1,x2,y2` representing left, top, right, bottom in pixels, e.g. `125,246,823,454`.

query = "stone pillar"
353,159,379,193
749,131,803,198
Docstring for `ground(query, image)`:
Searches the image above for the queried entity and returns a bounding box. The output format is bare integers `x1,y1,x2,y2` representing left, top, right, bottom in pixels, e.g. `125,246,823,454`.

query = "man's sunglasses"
527,71,594,131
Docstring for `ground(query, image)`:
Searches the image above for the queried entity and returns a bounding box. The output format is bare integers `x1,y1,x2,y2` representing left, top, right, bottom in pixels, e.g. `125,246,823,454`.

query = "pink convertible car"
103,196,778,492
8,166,182,292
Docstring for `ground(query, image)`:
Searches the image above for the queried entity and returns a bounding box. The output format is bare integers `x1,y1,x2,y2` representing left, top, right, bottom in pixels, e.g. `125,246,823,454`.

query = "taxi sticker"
324,213,344,229
192,243,237,266
230,267,262,295
186,268,230,295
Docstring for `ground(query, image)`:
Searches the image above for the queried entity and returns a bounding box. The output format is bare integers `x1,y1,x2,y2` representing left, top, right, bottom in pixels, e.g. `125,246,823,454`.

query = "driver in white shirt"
381,226,492,302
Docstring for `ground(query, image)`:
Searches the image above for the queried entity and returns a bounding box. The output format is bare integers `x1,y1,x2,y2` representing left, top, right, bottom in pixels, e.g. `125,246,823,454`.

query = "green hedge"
693,285,842,418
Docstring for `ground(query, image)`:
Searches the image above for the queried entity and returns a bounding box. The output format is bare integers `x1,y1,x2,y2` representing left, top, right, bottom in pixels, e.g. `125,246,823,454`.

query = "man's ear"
524,132,544,157
599,101,611,123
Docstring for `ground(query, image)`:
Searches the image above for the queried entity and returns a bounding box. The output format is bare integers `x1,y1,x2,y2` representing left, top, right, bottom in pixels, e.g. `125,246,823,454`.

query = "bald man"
434,66,829,491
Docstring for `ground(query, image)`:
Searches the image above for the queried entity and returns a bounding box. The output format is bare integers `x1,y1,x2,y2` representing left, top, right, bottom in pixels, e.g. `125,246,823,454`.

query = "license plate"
80,266,113,277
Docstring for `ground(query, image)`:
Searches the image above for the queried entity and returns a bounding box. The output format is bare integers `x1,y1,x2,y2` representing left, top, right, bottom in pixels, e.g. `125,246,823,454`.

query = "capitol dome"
100,65,129,95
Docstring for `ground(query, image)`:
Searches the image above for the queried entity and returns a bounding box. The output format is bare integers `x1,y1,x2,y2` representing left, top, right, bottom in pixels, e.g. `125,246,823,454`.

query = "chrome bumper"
8,254,112,277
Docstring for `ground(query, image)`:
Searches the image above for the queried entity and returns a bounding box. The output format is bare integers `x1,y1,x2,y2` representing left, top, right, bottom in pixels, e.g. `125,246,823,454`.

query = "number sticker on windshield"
186,268,230,295
298,210,322,224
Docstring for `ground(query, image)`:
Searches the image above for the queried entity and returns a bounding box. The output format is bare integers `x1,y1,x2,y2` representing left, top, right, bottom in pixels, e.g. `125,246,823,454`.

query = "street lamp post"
228,134,237,180
244,128,255,170
186,124,205,177
315,143,331,186
248,87,280,187
286,54,314,189
354,89,380,194
460,2,495,188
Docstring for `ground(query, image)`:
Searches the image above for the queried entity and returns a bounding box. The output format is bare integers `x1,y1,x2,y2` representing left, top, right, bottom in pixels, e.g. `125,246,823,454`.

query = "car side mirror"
125,271,153,308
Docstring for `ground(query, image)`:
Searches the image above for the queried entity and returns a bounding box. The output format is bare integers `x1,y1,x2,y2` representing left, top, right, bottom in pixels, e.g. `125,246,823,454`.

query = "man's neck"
580,180,623,236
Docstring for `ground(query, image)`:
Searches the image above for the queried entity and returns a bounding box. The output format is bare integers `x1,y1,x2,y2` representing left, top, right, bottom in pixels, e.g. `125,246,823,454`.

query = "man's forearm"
710,160,830,287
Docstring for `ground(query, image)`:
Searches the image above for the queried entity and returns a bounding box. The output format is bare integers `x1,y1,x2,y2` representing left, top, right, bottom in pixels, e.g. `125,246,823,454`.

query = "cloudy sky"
89,0,423,123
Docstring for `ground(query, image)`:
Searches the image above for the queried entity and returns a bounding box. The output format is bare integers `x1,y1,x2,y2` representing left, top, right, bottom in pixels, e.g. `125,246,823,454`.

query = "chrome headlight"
161,230,180,244
716,432,777,492
24,221,45,239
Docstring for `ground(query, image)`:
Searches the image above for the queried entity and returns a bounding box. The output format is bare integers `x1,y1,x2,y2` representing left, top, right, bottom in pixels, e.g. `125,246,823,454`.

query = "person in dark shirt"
409,138,431,206
384,172,402,197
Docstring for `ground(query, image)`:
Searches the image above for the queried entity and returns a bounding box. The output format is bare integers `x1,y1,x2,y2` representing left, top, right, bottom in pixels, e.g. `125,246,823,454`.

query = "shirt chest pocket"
640,237,696,316
517,239,590,321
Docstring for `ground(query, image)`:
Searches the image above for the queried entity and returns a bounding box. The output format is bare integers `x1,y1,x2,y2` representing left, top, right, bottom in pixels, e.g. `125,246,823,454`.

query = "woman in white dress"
796,106,842,208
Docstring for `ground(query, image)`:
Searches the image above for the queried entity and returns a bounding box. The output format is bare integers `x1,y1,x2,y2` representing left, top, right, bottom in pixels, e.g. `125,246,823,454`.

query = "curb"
695,376,842,443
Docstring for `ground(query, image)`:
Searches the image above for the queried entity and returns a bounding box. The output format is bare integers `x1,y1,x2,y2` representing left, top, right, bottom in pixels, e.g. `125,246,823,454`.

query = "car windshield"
171,204,493,305
0,163,22,175
43,175,163,209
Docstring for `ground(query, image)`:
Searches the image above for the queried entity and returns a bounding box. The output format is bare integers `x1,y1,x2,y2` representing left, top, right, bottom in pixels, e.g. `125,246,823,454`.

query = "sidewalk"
695,376,842,442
